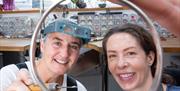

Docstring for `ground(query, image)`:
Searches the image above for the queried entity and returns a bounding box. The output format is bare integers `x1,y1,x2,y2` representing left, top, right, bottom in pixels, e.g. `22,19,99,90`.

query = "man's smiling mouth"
54,59,68,64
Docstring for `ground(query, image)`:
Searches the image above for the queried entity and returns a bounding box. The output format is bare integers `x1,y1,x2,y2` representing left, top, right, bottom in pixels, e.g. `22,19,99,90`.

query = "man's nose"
60,46,70,58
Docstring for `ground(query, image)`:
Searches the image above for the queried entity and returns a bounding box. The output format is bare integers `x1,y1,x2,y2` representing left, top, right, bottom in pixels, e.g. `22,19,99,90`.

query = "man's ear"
147,51,155,66
40,39,45,53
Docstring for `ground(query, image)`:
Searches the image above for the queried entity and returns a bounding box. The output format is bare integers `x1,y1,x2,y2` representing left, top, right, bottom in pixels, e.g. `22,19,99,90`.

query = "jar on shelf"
3,0,15,10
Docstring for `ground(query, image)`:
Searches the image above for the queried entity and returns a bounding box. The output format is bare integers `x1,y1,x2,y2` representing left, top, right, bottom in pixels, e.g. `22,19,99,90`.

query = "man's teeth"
55,59,68,64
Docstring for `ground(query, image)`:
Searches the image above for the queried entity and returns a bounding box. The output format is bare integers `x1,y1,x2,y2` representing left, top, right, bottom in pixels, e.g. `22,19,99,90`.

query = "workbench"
0,38,32,67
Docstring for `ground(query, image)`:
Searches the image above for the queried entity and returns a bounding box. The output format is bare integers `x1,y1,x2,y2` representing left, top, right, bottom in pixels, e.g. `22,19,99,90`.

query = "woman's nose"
117,57,128,69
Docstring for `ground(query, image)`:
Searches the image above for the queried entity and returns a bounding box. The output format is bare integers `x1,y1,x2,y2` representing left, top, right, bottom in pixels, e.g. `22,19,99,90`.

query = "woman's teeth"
119,73,134,81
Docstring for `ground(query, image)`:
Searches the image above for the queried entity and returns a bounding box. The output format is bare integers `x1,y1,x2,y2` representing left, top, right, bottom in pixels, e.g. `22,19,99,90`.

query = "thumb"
6,80,31,91
16,68,33,85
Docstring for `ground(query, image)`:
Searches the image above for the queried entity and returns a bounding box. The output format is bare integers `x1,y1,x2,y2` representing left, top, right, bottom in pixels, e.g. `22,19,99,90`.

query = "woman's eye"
108,54,117,61
126,52,136,56
108,55,116,59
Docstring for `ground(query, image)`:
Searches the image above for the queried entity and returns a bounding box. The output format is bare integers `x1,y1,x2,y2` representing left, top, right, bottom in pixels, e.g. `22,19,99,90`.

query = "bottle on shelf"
2,0,15,10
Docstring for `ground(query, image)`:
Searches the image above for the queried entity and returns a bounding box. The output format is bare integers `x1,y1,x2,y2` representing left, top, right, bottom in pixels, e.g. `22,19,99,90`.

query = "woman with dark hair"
102,24,180,91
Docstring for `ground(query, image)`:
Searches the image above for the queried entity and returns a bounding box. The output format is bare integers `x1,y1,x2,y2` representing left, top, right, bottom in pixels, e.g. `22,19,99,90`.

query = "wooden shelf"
0,8,40,14
53,7,129,12
0,7,129,14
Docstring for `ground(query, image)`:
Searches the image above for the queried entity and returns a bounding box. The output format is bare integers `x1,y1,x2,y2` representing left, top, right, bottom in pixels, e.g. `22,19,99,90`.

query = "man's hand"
6,69,33,91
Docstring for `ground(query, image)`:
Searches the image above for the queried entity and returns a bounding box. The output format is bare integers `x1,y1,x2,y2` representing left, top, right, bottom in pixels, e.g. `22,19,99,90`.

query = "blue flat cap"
42,19,91,44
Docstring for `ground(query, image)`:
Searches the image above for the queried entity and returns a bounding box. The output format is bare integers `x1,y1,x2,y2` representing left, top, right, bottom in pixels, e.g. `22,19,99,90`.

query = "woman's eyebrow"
107,47,136,53
124,47,136,52
107,50,116,53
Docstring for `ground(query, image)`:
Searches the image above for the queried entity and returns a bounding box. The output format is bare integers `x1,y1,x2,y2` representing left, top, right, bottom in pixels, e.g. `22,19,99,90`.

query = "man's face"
40,32,81,75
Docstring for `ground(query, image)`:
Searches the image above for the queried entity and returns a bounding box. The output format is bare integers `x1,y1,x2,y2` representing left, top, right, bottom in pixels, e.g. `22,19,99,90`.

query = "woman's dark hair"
102,23,157,77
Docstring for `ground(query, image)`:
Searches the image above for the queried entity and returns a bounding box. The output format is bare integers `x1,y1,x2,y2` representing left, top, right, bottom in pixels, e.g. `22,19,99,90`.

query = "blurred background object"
0,3,3,11
98,0,106,8
2,0,15,10
76,0,86,8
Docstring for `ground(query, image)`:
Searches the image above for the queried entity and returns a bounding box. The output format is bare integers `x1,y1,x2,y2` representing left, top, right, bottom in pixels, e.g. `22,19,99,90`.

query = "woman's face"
106,32,154,91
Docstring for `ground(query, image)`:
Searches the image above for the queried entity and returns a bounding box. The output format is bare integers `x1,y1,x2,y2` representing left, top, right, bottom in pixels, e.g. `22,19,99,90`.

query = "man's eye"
70,44,79,50
53,42,61,47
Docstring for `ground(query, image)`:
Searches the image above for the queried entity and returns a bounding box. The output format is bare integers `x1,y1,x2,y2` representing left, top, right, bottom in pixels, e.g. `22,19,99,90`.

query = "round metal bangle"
121,1,162,91
30,0,66,91
30,0,163,91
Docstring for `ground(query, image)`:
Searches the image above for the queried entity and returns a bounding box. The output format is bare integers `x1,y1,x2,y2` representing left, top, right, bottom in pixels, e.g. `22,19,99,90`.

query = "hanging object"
98,0,106,8
71,0,78,4
76,0,86,8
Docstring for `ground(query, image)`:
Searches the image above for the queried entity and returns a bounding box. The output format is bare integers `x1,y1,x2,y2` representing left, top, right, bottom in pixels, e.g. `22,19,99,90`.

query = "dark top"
166,84,180,91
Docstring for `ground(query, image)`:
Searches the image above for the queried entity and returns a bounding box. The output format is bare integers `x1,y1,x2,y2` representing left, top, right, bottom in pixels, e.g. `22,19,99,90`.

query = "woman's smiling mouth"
118,72,135,81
